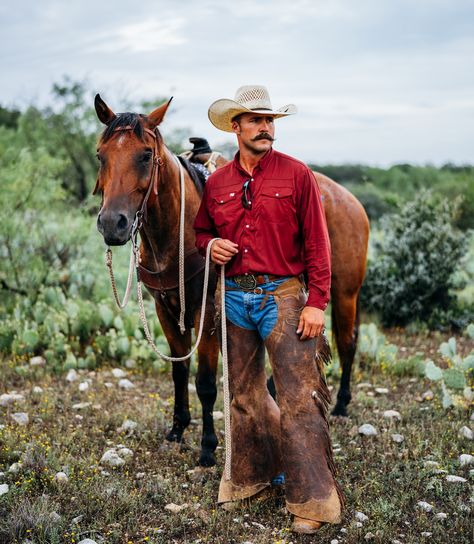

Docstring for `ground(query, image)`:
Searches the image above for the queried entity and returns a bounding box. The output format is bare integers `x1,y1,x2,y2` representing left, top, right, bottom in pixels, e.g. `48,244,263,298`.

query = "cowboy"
193,85,343,534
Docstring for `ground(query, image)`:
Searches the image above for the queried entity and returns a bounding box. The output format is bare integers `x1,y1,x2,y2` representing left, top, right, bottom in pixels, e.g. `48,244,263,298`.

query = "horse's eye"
140,151,152,163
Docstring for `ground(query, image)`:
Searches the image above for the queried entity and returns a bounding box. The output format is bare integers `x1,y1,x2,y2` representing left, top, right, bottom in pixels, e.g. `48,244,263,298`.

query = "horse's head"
93,94,172,245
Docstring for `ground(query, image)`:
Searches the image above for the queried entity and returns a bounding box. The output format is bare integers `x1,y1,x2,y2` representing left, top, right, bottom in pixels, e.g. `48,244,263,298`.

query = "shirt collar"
233,148,275,177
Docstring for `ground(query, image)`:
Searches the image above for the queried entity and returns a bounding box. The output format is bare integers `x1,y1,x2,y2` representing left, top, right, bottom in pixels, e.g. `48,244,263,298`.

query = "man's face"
232,113,275,155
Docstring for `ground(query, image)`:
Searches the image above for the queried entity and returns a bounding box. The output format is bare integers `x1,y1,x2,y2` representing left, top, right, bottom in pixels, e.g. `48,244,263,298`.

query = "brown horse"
189,142,369,416
93,95,219,466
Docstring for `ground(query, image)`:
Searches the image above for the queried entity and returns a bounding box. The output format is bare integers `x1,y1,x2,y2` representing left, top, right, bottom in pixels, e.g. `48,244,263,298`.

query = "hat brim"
208,98,297,132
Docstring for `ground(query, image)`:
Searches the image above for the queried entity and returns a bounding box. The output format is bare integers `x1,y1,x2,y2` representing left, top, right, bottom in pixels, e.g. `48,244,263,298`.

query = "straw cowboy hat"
208,85,297,132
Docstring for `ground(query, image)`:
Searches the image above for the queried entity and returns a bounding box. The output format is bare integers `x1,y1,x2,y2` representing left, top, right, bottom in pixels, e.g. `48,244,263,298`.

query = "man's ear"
231,120,241,134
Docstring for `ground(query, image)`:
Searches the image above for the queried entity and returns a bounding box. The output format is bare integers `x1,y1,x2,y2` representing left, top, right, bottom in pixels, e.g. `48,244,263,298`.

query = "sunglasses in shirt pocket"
259,185,295,223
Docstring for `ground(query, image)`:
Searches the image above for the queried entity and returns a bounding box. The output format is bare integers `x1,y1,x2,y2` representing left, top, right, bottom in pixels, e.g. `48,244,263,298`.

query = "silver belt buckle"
234,274,257,290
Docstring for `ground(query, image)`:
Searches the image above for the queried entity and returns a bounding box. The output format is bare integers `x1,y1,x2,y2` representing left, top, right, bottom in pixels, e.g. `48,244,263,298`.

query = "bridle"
93,124,164,238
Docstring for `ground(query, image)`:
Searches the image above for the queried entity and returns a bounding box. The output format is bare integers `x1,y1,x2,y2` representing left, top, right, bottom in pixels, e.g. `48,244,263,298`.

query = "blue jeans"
224,276,291,340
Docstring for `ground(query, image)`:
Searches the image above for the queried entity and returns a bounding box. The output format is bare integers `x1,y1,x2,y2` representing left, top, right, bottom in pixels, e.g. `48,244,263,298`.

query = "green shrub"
362,191,467,327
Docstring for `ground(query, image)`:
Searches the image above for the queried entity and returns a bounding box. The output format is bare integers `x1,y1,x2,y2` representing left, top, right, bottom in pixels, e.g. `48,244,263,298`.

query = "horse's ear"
147,97,173,127
95,94,116,126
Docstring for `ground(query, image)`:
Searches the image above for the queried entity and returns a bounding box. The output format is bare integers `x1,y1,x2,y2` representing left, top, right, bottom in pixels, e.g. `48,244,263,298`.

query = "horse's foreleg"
153,302,192,443
331,292,360,417
195,307,219,467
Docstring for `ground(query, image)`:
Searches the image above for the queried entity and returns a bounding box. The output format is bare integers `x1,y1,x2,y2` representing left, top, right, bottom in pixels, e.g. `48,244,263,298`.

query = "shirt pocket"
211,190,240,227
259,185,295,224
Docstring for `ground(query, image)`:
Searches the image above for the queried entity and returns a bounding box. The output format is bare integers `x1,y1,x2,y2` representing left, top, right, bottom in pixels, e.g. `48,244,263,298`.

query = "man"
193,85,343,534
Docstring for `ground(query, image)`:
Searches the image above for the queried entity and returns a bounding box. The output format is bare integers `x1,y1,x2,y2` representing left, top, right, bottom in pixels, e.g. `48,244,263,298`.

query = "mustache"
252,133,275,142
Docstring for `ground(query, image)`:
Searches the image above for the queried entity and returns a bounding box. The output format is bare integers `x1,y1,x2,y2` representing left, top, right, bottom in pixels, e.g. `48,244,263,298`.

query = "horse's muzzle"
97,210,132,246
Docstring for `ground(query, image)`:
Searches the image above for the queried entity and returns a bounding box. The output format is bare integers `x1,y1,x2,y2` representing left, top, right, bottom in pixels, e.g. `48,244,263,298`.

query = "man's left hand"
296,307,325,340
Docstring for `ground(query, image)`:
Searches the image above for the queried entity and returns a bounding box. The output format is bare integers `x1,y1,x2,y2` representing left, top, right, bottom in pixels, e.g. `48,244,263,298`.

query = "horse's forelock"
100,112,146,143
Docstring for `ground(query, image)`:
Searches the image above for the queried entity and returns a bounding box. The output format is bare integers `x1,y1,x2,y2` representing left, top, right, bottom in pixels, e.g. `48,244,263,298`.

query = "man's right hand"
211,239,239,265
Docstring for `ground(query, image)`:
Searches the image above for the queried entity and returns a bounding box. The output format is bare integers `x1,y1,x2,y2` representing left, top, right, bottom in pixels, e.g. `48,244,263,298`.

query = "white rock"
422,390,434,401
118,378,134,390
423,460,439,468
117,447,134,460
117,419,138,433
8,463,21,474
100,449,125,467
421,532,432,537
72,515,84,524
459,454,474,466
0,484,8,496
213,411,224,420
54,471,69,484
112,368,127,378
417,501,434,512
364,533,375,541
375,387,389,394
435,512,448,519
32,386,43,394
250,521,265,530
164,502,189,513
11,412,29,426
72,402,91,410
445,474,467,483
383,410,402,421
78,381,89,392
135,472,146,479
188,383,197,393
30,356,46,367
104,382,113,388
391,434,405,443
331,540,340,544
0,393,25,406
355,521,363,528
356,382,373,389
355,511,369,522
50,511,61,523
78,540,98,544
124,359,136,369
458,426,473,440
66,369,78,382
392,540,403,544
358,424,378,436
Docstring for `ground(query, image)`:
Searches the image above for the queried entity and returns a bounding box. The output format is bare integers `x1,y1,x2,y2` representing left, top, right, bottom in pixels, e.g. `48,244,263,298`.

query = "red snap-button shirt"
193,148,331,310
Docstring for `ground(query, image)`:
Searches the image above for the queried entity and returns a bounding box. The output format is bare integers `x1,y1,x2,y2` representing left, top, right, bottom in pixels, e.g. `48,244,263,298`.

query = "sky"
1,0,473,165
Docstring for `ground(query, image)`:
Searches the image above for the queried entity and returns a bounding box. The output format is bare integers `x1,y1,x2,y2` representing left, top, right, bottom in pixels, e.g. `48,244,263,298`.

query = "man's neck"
238,147,271,175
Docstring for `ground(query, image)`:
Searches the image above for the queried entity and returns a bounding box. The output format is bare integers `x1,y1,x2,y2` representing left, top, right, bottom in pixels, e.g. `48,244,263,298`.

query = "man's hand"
296,306,325,340
211,239,239,265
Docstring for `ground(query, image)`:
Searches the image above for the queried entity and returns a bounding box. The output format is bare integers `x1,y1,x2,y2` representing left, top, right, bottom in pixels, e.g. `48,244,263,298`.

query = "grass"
0,332,473,544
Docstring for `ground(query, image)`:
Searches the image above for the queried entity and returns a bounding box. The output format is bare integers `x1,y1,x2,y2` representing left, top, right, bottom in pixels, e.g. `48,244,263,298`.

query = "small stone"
66,369,78,382
445,474,467,483
422,390,434,401
54,471,69,484
30,356,46,367
118,378,134,390
164,502,189,513
0,393,25,406
112,368,127,378
213,411,224,420
78,381,89,392
423,460,439,468
135,472,146,479
11,412,29,426
188,383,197,393
435,512,448,519
331,540,340,544
392,540,402,544
458,426,473,440
78,540,98,544
117,447,133,460
459,454,474,466
100,449,125,467
0,484,8,496
375,387,389,394
355,522,363,528
32,386,43,394
421,532,432,537
383,410,402,421
364,533,375,541
72,402,91,410
124,359,136,369
72,515,84,524
8,463,21,474
117,419,138,433
355,511,369,522
358,424,378,436
391,434,405,443
104,382,113,388
50,511,61,523
417,501,434,512
251,521,265,530
356,382,373,389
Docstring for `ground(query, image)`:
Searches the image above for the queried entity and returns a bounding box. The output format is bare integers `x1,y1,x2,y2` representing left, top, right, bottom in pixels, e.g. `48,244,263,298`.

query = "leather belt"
230,274,283,290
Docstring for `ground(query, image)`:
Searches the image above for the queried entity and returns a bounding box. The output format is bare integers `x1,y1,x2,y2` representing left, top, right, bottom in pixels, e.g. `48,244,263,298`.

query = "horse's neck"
140,149,199,272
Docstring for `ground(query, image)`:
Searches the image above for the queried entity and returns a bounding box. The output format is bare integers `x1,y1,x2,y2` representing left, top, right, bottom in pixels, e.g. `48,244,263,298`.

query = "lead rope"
175,156,186,335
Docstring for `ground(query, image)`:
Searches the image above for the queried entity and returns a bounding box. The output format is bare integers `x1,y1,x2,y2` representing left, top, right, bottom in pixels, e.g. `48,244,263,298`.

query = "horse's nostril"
118,214,128,231
97,213,102,227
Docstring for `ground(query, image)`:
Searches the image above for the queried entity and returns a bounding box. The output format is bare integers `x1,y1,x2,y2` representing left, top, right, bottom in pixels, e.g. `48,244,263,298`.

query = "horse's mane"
100,112,147,143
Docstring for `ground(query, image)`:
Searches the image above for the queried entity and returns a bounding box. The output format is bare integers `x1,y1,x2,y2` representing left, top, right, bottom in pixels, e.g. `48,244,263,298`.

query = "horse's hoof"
331,405,349,418
166,429,183,443
199,451,216,467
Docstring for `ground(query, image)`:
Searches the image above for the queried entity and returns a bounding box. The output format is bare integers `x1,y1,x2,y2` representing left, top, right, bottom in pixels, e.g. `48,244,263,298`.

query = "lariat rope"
105,156,232,480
